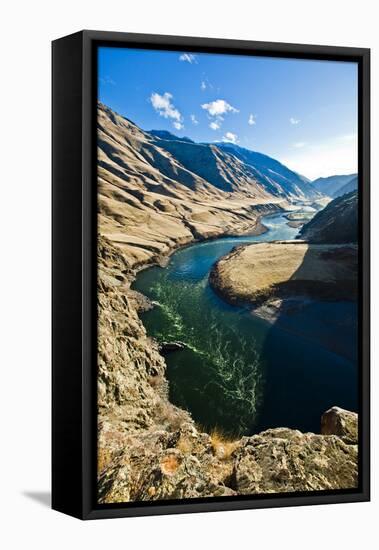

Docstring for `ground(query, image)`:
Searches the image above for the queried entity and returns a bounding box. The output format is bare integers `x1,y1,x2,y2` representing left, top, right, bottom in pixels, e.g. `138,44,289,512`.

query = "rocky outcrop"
299,191,358,244
158,341,187,354
234,426,357,494
321,406,358,445
98,423,237,503
97,236,191,460
98,415,358,503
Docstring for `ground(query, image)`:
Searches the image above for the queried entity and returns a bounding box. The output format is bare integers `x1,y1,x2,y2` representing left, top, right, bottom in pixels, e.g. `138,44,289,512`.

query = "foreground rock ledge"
98,408,358,503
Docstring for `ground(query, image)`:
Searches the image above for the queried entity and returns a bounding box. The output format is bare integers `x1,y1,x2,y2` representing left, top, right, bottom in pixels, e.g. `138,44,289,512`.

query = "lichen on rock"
233,427,357,494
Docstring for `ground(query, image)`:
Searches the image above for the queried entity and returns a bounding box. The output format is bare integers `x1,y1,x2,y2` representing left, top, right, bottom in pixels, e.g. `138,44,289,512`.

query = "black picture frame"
52,30,370,520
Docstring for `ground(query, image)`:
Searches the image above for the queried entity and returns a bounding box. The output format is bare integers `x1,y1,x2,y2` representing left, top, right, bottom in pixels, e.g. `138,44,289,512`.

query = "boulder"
158,341,187,354
321,406,358,444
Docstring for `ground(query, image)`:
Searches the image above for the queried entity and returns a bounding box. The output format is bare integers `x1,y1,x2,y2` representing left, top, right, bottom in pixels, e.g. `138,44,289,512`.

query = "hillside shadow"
252,243,358,435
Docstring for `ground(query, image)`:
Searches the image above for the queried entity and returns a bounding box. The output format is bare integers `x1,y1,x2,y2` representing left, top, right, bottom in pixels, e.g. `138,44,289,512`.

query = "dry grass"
155,399,190,431
210,429,239,460
176,436,193,454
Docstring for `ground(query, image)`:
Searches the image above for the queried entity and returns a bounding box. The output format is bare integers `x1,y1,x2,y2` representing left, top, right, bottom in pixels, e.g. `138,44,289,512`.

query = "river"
132,212,358,437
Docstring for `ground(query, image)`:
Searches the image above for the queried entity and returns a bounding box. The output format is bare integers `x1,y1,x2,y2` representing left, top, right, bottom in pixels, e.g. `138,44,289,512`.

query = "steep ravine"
97,234,358,503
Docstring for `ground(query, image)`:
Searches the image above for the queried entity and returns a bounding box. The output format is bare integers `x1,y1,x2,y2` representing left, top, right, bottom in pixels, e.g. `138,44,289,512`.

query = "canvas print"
97,46,359,504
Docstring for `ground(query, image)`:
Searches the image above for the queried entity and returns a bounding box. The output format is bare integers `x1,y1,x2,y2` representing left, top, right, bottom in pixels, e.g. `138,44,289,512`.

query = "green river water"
132,212,358,437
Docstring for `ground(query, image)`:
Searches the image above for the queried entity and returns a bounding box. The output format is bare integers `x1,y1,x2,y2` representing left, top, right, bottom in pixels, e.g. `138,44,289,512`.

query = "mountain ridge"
312,173,357,198
148,130,320,200
332,175,358,198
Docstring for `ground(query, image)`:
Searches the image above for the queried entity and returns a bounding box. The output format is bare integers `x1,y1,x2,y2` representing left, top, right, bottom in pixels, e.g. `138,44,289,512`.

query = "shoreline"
130,211,274,279
132,216,272,276
128,209,293,317
128,211,274,316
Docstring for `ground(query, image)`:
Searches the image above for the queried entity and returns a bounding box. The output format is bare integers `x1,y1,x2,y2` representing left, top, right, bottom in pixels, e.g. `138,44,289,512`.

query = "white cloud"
222,132,238,144
201,99,238,131
179,53,197,64
209,120,221,130
150,92,183,129
201,99,239,117
248,114,256,125
280,134,358,180
200,81,207,91
290,117,300,125
190,114,199,125
173,121,184,130
293,142,306,148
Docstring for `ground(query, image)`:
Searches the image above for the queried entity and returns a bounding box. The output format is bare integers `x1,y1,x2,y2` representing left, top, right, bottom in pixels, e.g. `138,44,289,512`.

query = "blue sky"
98,47,358,180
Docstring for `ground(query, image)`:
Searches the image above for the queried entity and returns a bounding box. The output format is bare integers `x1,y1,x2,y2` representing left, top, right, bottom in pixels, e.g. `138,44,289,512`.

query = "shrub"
210,428,239,460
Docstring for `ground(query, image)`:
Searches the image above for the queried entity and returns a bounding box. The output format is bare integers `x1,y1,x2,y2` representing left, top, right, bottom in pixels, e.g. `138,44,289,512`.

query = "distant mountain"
215,142,320,200
147,134,270,194
145,130,322,200
312,173,357,197
98,102,296,200
299,191,358,244
98,103,325,202
332,175,358,198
